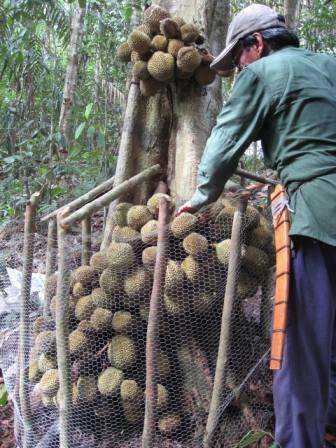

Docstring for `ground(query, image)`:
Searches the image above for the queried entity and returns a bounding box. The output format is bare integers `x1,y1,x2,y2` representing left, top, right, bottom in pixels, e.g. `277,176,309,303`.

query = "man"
177,4,336,448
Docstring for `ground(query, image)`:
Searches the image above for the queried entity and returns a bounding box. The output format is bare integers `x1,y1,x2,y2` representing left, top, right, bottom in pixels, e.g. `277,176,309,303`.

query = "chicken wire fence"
0,193,276,448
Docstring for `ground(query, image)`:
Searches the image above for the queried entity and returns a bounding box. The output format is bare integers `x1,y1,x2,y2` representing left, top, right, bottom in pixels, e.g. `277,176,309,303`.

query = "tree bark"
58,6,85,156
284,0,301,32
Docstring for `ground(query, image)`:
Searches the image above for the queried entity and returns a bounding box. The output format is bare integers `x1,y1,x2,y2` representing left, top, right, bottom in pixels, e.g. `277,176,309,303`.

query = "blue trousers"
273,237,336,447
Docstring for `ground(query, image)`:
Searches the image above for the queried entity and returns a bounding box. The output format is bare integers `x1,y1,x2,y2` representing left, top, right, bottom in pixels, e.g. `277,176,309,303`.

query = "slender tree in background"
284,0,301,31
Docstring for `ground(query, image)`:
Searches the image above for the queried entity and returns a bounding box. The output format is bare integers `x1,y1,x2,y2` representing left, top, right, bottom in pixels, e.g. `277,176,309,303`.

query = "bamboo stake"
235,168,278,185
203,199,247,448
81,216,91,265
41,175,115,222
56,211,73,448
19,191,40,448
142,196,170,448
61,164,161,228
43,219,57,317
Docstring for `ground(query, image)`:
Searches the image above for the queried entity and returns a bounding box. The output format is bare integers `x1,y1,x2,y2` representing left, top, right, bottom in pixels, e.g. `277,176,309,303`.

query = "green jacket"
190,46,336,246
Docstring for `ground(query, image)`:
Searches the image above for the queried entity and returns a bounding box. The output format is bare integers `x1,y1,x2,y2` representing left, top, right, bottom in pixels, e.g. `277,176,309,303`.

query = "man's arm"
189,67,272,211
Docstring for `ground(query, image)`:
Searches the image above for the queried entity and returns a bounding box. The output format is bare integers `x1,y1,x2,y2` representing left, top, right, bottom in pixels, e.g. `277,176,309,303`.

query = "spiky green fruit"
242,246,269,278
32,316,54,338
147,52,175,82
77,376,98,402
108,335,136,370
72,282,89,298
120,379,141,401
114,202,133,227
90,252,109,273
127,30,151,54
91,287,113,309
165,260,185,293
75,295,95,321
71,266,97,287
106,242,135,271
181,256,200,282
35,330,56,355
133,61,150,81
237,270,259,299
112,311,133,334
40,369,59,397
147,193,174,217
90,308,113,331
112,226,140,246
183,232,208,258
29,361,41,383
69,329,89,357
141,219,158,245
164,294,187,316
98,367,124,397
248,224,273,250
151,35,168,52
142,246,157,272
99,268,123,295
160,18,180,39
167,39,184,58
124,268,151,300
180,23,199,43
45,273,58,299
171,212,198,239
117,42,132,63
159,414,181,434
77,320,95,335
38,353,57,373
177,47,202,73
144,5,170,33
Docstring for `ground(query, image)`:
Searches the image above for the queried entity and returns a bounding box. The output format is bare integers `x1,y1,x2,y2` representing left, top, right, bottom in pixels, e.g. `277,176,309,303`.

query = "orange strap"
270,184,291,370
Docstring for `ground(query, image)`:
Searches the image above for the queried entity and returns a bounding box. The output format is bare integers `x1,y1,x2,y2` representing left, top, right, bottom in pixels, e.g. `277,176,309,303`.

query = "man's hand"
175,200,197,217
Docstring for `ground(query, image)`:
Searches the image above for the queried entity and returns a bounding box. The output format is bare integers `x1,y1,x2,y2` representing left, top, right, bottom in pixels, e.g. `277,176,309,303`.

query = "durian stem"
19,191,40,448
43,219,57,317
142,195,170,448
56,213,73,448
81,216,91,265
203,199,247,448
40,175,115,222
61,164,162,228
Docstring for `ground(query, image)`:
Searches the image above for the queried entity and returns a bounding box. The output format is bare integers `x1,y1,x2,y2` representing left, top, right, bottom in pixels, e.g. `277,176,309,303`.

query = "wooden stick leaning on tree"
81,216,91,265
40,175,115,222
19,191,40,448
203,199,247,448
60,164,162,228
142,195,170,448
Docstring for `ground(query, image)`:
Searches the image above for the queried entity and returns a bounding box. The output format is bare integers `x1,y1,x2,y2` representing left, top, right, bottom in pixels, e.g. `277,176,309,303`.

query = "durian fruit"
244,206,260,230
69,329,89,357
165,260,185,293
106,242,135,271
194,63,216,85
99,268,123,295
124,268,151,300
147,193,174,217
98,367,124,397
172,16,185,27
117,42,132,63
55,383,79,408
141,220,158,245
131,51,142,64
41,393,58,409
144,5,170,34
72,282,89,299
181,256,200,282
159,414,181,434
38,353,57,373
75,295,96,321
112,311,134,334
180,23,199,43
248,224,273,250
121,379,144,423
142,246,157,272
147,51,175,82
157,350,171,380
127,205,153,230
167,39,184,58
135,24,152,37
45,273,58,299
29,361,42,383
35,330,56,355
40,369,59,397
90,308,113,331
128,30,151,55
193,290,218,313
114,202,133,227
177,46,202,73
237,271,259,299
242,246,269,278
160,18,180,39
164,294,187,316
71,265,97,288
215,239,231,267
132,61,150,81
171,212,198,239
140,77,161,97
151,35,168,52
107,335,136,370
121,379,141,401
157,384,169,411
77,376,98,402
139,299,150,321
90,252,109,274
32,316,54,338
183,232,208,258
195,34,205,45
91,287,112,309
77,319,95,335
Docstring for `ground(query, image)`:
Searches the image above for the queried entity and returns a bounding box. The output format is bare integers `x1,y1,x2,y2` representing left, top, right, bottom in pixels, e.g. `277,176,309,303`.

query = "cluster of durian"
117,4,217,96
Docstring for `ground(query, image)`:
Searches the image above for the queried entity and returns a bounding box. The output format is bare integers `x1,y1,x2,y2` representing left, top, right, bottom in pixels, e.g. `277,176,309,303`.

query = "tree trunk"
284,0,301,32
102,0,229,248
58,6,85,156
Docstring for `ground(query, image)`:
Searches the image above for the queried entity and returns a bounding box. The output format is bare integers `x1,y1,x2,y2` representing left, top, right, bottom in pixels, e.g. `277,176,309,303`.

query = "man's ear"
252,32,265,56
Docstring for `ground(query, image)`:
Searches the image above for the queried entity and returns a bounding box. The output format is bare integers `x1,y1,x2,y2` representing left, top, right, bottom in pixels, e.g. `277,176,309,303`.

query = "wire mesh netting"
0,192,276,447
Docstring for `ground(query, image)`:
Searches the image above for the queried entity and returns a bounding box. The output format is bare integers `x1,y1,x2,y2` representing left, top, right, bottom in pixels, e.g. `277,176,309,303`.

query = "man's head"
211,3,299,72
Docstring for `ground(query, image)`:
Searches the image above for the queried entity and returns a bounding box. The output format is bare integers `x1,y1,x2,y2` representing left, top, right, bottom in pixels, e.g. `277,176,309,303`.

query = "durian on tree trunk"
102,0,230,249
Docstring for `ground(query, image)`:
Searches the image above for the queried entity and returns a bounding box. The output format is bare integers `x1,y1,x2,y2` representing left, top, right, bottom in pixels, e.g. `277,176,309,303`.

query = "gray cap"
210,3,287,71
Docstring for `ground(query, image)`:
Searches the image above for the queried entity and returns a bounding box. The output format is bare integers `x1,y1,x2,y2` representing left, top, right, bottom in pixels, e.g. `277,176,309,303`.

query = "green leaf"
0,384,8,407
78,0,86,7
234,430,273,447
70,144,82,158
87,126,95,137
75,122,86,140
123,5,133,20
84,102,93,120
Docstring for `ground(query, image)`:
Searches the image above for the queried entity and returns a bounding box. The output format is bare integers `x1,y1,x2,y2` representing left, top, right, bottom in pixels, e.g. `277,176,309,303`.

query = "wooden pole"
56,211,73,448
60,164,161,228
41,175,115,222
203,199,247,448
142,196,170,448
81,216,91,265
43,219,57,317
19,191,40,448
235,168,278,185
